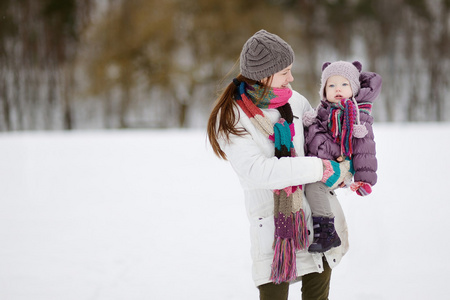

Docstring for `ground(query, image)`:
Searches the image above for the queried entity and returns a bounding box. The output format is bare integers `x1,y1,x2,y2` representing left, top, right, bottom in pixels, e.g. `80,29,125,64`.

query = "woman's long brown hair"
207,74,273,160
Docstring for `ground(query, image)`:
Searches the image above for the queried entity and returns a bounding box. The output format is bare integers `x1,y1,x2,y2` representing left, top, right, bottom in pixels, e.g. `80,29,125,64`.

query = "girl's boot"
308,216,341,253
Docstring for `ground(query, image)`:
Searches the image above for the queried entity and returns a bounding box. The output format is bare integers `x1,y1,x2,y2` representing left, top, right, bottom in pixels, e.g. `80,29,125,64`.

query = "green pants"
258,257,332,300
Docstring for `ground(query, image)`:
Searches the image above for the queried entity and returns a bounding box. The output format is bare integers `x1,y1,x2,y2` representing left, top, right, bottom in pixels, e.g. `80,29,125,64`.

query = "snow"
0,124,449,300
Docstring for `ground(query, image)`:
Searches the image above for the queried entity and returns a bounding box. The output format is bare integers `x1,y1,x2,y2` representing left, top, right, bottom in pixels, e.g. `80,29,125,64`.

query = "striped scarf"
328,99,373,157
233,79,309,284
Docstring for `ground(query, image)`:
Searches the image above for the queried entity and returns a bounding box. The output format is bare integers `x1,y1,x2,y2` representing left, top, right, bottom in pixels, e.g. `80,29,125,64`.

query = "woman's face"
262,64,294,88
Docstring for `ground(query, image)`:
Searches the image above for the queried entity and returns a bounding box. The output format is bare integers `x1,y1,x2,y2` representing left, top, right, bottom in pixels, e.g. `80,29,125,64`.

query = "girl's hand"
350,182,372,196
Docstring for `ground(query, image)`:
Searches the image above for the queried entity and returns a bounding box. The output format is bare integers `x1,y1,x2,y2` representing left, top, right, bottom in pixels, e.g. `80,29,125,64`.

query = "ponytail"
207,74,272,160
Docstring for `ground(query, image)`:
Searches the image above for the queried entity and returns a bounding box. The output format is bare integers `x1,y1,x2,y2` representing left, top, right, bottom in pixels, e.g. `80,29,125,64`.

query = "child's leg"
305,183,341,253
304,182,334,218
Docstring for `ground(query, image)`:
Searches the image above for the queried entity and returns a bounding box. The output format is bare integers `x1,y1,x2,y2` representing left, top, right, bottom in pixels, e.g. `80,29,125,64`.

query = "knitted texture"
353,124,368,138
329,98,359,157
350,181,372,196
240,30,294,81
321,160,337,185
321,159,354,190
233,79,308,284
302,110,317,127
354,101,371,138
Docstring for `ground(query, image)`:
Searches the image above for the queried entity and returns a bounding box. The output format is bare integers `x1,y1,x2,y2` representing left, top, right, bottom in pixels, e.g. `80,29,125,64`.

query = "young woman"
207,30,352,300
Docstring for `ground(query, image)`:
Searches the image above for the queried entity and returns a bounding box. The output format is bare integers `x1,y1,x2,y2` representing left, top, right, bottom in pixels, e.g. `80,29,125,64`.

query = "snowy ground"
0,123,449,300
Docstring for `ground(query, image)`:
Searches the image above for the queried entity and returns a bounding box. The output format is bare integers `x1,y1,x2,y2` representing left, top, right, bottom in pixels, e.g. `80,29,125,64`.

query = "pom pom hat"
320,61,362,100
240,30,295,81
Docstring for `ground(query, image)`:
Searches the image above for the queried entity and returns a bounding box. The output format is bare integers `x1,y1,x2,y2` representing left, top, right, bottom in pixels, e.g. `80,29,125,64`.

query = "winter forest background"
0,0,449,131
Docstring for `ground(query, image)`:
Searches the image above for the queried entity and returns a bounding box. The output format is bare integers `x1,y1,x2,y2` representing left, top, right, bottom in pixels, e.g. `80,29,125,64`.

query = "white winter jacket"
219,90,349,287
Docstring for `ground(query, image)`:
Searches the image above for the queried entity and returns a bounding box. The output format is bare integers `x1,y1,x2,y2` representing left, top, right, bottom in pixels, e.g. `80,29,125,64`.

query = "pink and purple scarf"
233,79,309,284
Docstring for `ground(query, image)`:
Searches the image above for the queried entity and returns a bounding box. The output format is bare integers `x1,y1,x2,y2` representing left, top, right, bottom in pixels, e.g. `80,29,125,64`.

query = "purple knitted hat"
319,61,362,100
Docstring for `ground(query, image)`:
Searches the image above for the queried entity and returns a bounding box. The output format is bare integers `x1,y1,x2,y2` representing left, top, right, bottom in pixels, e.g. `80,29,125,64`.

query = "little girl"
303,60,382,253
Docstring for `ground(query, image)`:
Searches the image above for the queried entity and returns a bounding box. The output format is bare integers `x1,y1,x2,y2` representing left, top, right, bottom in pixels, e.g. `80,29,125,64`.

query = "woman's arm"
220,133,324,190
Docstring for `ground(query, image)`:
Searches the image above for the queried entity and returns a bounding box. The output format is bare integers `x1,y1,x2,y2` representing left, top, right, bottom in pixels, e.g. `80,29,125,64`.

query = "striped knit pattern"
233,79,308,284
328,98,355,157
358,102,373,115
328,99,373,158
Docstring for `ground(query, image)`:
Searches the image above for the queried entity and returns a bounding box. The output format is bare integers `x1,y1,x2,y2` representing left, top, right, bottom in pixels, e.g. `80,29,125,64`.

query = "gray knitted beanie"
320,61,362,100
240,30,294,81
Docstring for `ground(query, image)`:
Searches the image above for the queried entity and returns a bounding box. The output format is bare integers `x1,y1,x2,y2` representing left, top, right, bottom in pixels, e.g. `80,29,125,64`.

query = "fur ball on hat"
240,29,294,81
319,61,362,100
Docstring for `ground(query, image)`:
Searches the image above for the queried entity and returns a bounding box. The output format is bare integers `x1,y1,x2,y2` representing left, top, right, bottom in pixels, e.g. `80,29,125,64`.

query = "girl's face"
262,64,294,88
325,75,353,103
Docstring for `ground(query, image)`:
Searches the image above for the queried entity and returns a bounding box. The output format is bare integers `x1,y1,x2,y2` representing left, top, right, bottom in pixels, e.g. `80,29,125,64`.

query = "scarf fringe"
293,209,309,249
270,210,309,284
270,237,297,284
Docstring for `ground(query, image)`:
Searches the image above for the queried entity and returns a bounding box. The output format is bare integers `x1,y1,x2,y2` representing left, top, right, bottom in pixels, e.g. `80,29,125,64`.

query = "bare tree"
0,0,93,131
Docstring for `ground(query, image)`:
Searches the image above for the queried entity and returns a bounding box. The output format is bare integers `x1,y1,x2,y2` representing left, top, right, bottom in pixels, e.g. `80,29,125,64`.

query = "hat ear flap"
322,62,331,71
352,61,362,72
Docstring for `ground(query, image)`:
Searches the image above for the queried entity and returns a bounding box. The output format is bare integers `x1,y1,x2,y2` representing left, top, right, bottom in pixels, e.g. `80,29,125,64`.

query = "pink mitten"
350,182,372,196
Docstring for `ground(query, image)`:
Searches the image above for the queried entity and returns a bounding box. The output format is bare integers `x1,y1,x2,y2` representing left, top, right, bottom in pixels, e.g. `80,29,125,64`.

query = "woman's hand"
321,159,354,189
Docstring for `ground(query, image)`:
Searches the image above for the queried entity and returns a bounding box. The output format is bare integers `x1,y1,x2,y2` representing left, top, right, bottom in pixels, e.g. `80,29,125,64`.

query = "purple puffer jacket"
304,72,382,186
